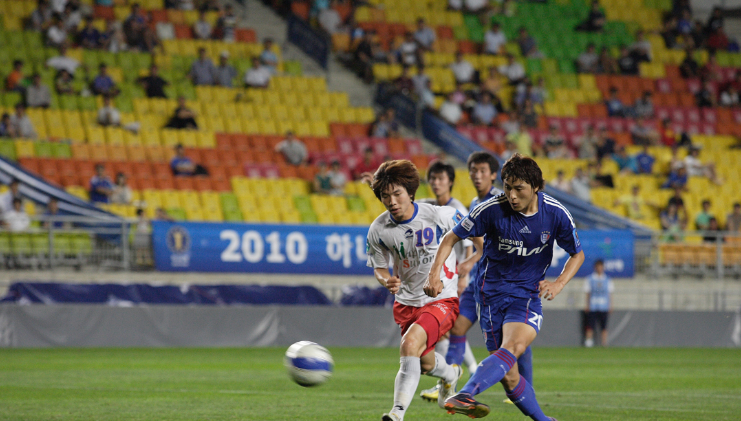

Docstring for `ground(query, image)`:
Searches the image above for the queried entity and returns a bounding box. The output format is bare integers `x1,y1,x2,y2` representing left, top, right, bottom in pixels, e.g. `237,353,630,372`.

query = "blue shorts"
458,281,478,324
478,297,543,352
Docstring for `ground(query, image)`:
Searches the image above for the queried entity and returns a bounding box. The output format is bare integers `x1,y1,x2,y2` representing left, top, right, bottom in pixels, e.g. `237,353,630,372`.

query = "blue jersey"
89,175,113,203
468,186,503,284
453,192,582,302
584,273,613,312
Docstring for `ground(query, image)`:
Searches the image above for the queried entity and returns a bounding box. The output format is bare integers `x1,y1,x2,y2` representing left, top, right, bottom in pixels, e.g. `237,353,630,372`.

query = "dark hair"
594,259,604,266
136,208,144,216
467,151,499,174
427,161,456,192
371,160,420,201
501,153,545,191
12,197,22,205
9,178,19,185
702,199,710,206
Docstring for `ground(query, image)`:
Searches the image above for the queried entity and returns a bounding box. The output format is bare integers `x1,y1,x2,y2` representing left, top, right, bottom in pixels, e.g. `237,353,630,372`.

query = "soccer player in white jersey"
426,154,584,420
366,160,465,421
417,161,478,402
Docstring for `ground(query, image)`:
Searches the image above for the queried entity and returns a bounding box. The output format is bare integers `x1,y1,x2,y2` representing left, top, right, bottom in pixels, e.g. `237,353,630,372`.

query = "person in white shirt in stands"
46,42,80,75
413,17,436,51
275,131,308,166
244,57,272,88
450,51,476,84
438,92,463,126
193,10,212,40
327,160,347,196
549,170,572,193
97,95,121,127
9,103,37,139
484,22,507,55
2,198,30,232
0,178,21,215
46,14,67,47
498,53,526,85
397,32,420,67
683,146,721,185
318,4,342,34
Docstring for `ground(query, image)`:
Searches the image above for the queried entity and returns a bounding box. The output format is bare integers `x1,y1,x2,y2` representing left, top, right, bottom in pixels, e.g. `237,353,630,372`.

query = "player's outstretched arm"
374,267,400,294
424,231,461,297
538,250,585,300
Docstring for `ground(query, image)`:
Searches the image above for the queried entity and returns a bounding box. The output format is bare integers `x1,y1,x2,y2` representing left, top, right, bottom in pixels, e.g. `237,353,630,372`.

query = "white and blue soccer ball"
284,341,334,387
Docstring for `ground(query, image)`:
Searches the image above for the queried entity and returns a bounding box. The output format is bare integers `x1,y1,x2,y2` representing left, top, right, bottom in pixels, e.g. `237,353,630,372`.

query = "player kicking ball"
425,154,585,420
366,160,466,421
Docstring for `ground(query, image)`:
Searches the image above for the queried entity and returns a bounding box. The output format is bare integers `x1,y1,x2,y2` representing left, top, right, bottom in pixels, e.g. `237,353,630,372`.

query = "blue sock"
506,375,550,421
445,335,466,366
459,348,516,396
518,346,533,387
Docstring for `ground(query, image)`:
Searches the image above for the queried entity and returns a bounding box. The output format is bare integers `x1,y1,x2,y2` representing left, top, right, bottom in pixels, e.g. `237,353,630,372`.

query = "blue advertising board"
153,221,634,278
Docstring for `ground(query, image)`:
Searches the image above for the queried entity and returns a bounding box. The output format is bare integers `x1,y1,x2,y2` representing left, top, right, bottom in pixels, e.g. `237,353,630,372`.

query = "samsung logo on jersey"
498,242,549,256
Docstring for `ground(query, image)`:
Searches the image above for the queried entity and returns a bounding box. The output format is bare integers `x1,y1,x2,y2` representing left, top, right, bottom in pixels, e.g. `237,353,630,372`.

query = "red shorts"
393,297,459,356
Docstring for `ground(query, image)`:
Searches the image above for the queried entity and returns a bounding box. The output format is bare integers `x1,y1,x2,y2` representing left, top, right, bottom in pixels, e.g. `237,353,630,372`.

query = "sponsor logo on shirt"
461,216,474,231
498,236,549,256
519,225,531,234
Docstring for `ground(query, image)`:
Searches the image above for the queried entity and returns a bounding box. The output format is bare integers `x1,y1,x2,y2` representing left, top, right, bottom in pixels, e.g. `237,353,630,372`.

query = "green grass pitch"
1,347,740,420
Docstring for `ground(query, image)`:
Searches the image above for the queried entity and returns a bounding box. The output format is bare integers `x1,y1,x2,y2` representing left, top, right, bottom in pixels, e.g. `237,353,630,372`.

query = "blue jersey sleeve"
554,207,582,255
452,203,491,240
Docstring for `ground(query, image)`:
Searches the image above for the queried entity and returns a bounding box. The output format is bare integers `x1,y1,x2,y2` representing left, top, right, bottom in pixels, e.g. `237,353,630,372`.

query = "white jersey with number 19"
366,202,463,307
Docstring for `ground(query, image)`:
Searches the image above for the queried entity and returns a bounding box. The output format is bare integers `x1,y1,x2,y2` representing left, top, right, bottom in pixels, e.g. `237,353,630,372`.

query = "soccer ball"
284,341,334,387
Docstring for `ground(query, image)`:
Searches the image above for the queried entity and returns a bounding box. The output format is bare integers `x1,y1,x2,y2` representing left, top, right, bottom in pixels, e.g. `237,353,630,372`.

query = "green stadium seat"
223,209,243,222
71,233,93,256
0,140,16,160
347,196,366,212
10,233,33,255
453,26,468,41
300,211,318,224
284,61,303,76
167,208,187,221
31,233,50,256
35,141,53,157
51,142,71,159
558,59,576,74
52,233,74,256
59,95,78,111
79,96,98,111
294,196,313,213
3,91,22,107
220,193,239,211
0,232,11,256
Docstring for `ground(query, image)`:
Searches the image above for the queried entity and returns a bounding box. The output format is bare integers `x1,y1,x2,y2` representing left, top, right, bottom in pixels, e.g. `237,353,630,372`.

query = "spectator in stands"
700,53,722,82
679,48,699,78
260,39,279,74
99,20,127,53
5,60,26,92
720,84,739,107
604,87,625,117
97,95,122,127
137,65,168,98
413,17,435,51
214,51,237,88
484,22,506,55
110,173,133,205
472,92,497,126
215,4,237,42
31,0,53,32
78,16,101,49
451,51,476,85
314,161,333,194
612,146,637,174
370,109,400,138
318,3,342,34
0,178,21,215
327,160,347,196
46,43,80,76
393,65,415,96
89,164,113,203
193,10,212,40
133,208,152,265
397,31,420,67
684,146,721,184
42,198,67,229
617,45,639,75
570,168,592,202
577,125,597,160
676,8,692,34
352,147,378,180
46,14,68,48
549,170,571,193
530,77,547,108
244,57,271,88
576,0,605,32
25,74,51,108
635,145,655,174
631,117,658,145
0,113,16,138
91,63,120,97
275,131,308,166
659,118,678,147
661,203,685,240
2,198,30,232
438,92,463,126
170,144,208,176
352,31,377,84
694,199,715,231
500,140,518,161
55,69,76,95
662,166,688,190
727,203,741,233
615,185,655,220
481,66,503,97
597,46,619,74
667,186,685,209
155,207,175,222
189,47,216,86
418,79,435,109
165,96,198,130
517,27,540,58
589,161,614,188
695,80,716,108
123,3,148,51
577,43,599,73
498,53,525,85
661,17,679,49
505,122,533,157
412,64,430,97
521,99,539,128
631,30,652,61
634,91,654,119
544,126,571,159
703,218,722,243
62,2,82,32
594,127,616,161
9,103,36,139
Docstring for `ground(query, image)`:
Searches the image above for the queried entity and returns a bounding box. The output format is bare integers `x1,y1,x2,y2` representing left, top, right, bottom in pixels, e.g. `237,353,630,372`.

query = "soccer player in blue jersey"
425,153,585,420
584,259,613,348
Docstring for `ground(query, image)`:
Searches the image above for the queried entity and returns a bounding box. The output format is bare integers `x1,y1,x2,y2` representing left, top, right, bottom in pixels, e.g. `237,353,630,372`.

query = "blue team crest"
540,231,551,244
166,226,191,253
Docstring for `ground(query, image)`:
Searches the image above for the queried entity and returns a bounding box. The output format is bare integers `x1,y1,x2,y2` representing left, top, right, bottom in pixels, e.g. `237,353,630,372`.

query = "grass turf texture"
1,348,740,420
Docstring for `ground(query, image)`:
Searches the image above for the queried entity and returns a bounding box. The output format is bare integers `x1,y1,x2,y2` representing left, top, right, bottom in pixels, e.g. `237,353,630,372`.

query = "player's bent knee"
501,341,528,358
450,316,472,336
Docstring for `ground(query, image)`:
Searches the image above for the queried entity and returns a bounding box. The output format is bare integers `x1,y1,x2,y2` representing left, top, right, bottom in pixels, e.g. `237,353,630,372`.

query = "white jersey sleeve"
366,220,390,269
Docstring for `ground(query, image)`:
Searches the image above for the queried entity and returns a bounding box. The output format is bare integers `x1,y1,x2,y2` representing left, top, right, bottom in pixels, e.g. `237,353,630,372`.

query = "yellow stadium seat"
85,126,106,144
304,106,323,122
15,140,35,158
204,116,225,132
160,129,180,147
241,119,260,134
276,120,293,134
236,103,255,119
225,118,243,133
104,127,125,145
355,107,375,123
177,130,198,147
271,104,289,121
313,92,331,108
255,105,272,121
289,107,306,121
329,92,349,108
219,103,238,119
338,108,356,123
294,121,312,137
280,92,299,107
258,119,278,134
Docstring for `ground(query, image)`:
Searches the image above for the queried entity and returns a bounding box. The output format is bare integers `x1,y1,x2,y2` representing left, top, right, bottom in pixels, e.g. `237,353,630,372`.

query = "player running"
417,161,478,402
366,160,465,421
426,154,585,420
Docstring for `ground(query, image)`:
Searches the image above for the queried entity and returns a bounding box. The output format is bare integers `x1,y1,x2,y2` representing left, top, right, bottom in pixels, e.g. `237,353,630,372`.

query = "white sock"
391,356,421,419
425,352,457,383
435,338,449,357
463,341,477,375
